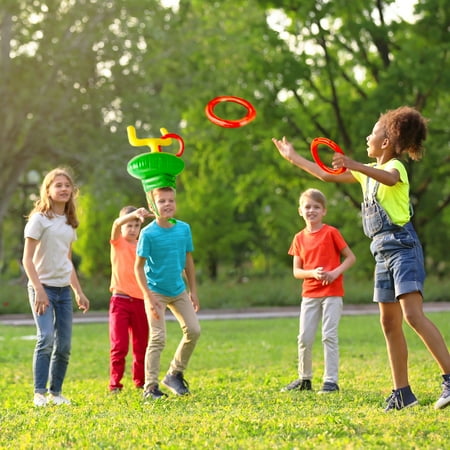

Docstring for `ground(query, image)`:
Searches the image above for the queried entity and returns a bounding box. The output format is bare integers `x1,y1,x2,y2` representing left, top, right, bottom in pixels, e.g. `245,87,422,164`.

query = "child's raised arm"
272,137,356,183
111,208,152,240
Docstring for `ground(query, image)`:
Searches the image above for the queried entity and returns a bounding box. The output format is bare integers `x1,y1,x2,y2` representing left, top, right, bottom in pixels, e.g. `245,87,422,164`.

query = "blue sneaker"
162,372,190,396
384,388,418,411
434,380,450,410
281,379,312,392
143,384,168,400
318,382,339,394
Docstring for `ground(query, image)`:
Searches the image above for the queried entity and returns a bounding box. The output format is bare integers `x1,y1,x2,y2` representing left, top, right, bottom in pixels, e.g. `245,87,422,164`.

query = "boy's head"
119,205,142,241
147,187,176,220
298,188,327,228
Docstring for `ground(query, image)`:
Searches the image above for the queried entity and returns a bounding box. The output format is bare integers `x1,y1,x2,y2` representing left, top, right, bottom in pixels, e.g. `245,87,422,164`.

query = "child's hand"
312,267,325,281
272,137,296,160
135,208,153,222
321,269,338,285
148,298,163,320
34,288,50,315
189,292,200,312
332,153,356,171
76,294,90,314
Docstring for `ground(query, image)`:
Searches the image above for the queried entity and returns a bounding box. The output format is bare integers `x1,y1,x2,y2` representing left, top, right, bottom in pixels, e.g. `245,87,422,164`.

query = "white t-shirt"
24,213,77,286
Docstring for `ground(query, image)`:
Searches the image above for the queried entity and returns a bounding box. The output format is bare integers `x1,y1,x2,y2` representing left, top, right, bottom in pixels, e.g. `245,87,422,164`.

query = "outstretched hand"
272,137,297,161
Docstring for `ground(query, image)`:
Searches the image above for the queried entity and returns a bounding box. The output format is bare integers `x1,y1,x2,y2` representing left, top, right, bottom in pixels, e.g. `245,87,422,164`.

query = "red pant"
109,295,149,390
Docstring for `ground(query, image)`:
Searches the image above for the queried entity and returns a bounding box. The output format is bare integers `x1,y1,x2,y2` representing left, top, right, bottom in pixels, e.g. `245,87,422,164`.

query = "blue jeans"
28,285,73,395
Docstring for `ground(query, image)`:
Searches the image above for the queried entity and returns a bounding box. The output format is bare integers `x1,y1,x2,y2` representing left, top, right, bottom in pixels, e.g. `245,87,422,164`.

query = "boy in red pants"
109,206,151,392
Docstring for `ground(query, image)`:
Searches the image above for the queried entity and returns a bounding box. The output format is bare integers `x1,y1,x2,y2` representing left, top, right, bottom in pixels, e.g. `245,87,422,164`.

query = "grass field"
1,313,449,449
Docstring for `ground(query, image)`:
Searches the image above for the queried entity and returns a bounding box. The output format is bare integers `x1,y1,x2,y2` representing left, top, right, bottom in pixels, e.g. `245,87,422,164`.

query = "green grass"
1,313,450,449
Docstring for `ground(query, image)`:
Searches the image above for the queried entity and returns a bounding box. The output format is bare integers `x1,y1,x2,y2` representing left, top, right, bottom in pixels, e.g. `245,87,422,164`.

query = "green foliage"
1,0,449,283
1,313,450,448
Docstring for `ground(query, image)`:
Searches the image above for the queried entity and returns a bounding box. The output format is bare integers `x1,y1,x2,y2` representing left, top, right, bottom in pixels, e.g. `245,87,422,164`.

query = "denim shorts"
369,222,425,303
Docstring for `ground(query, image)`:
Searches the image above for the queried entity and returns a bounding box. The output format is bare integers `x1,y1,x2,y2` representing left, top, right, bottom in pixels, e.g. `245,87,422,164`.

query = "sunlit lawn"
1,313,449,449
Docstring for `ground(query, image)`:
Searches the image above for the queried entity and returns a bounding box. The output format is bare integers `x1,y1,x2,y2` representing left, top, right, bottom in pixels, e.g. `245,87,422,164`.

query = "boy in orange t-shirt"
282,189,356,394
109,206,151,392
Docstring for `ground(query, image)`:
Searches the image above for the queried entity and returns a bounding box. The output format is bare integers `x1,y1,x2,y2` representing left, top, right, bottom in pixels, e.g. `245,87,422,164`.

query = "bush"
2,273,449,315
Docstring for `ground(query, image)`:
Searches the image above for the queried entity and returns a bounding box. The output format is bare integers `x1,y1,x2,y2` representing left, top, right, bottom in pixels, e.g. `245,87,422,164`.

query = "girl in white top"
22,167,89,407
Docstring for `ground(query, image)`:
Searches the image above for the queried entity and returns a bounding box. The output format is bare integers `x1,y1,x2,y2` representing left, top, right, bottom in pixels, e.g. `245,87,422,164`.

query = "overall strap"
364,176,380,202
364,172,414,218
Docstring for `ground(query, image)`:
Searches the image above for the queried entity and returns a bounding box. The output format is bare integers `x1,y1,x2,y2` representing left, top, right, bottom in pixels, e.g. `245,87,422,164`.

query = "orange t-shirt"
110,236,143,299
288,224,348,298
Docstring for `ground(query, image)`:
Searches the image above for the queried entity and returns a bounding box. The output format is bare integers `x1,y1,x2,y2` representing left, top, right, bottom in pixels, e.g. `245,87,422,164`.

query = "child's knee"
187,324,201,341
36,333,54,352
149,331,166,349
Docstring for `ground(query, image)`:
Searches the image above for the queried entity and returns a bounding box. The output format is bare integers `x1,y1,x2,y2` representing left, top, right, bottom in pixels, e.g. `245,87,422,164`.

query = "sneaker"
384,389,418,412
49,394,71,405
162,372,190,396
318,382,339,394
110,388,122,394
281,379,312,392
143,384,168,400
434,380,450,410
33,393,47,407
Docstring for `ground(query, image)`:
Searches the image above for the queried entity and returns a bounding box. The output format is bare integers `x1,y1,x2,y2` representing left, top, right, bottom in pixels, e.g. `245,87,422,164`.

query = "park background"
0,0,449,313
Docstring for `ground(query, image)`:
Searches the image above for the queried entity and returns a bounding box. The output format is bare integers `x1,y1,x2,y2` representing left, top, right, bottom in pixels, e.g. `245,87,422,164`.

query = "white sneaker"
435,380,450,410
49,394,71,405
33,393,48,407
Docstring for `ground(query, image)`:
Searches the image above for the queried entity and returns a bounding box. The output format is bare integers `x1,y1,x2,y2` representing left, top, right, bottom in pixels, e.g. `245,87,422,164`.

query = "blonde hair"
299,188,327,208
151,186,176,196
378,106,428,161
28,167,79,228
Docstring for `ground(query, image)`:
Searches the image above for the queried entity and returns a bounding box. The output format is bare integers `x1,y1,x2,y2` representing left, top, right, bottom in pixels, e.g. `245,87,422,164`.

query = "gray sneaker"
318,382,340,394
162,372,190,396
281,379,312,392
434,380,450,410
143,384,168,400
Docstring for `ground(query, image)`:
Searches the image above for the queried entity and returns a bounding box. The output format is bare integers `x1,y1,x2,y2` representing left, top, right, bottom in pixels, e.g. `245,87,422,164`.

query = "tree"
250,0,450,273
0,0,184,274
1,0,448,281
0,0,123,268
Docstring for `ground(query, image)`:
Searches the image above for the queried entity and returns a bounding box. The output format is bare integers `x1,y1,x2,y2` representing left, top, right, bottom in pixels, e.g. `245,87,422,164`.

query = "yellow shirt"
351,159,410,226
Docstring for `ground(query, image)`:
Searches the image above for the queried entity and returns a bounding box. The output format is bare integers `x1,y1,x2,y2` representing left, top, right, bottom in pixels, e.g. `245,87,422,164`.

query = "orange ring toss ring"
205,96,256,128
160,133,185,157
310,137,346,175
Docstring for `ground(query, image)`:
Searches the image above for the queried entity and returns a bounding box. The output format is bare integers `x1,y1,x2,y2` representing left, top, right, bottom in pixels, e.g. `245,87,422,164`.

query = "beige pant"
144,290,201,388
298,296,343,384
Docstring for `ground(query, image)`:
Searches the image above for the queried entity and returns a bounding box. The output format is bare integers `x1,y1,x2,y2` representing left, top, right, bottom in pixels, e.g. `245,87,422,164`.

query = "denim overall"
361,177,425,302
361,178,402,238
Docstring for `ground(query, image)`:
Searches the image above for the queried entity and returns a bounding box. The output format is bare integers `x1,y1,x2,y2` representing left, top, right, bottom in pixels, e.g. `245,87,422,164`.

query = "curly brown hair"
378,106,428,161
